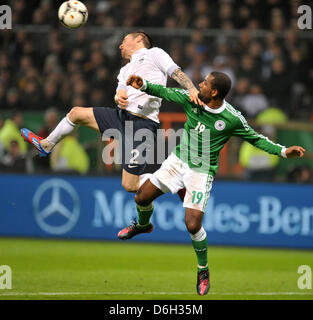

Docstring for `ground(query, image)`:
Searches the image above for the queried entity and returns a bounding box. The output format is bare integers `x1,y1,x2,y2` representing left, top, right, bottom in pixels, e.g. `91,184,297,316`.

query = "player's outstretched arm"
285,146,306,158
127,75,189,105
171,69,205,106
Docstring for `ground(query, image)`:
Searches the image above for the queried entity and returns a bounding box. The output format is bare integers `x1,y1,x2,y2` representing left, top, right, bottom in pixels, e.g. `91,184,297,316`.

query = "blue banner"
0,174,312,249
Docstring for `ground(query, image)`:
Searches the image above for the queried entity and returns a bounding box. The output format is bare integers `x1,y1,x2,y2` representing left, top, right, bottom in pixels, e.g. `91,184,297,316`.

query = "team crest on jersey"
214,120,226,131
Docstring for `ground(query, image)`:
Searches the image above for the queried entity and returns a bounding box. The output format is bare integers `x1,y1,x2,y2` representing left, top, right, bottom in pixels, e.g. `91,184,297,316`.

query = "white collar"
130,48,148,61
203,100,226,114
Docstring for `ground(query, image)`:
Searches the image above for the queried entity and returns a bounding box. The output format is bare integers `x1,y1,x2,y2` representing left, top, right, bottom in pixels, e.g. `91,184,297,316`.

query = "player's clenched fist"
127,75,143,89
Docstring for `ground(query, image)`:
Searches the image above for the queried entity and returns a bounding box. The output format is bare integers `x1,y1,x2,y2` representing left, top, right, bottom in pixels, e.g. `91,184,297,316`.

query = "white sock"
42,116,76,152
190,227,207,241
139,173,152,188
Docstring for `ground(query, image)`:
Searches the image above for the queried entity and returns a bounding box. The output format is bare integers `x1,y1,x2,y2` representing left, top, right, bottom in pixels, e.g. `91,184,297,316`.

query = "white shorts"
150,153,214,212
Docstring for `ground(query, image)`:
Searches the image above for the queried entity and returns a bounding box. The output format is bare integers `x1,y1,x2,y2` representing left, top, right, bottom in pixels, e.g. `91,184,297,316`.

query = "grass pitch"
0,237,312,300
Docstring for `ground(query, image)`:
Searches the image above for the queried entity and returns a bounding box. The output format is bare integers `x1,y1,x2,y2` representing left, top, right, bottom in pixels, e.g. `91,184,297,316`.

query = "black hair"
211,71,232,100
128,30,153,49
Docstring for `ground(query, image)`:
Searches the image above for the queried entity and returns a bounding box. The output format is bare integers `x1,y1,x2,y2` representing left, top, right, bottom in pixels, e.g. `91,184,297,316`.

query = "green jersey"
142,81,286,176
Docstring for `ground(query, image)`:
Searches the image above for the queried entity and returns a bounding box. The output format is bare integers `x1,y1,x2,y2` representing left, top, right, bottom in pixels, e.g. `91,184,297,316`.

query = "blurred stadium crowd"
0,0,312,181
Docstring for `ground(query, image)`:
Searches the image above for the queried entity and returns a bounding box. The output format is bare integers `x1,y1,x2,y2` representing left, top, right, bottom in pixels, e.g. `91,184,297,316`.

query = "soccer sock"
42,116,77,152
190,227,208,272
136,203,154,229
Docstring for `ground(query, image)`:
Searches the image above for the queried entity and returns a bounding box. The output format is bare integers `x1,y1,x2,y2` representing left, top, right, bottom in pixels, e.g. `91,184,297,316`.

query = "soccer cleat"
20,128,51,157
197,269,210,296
117,219,153,240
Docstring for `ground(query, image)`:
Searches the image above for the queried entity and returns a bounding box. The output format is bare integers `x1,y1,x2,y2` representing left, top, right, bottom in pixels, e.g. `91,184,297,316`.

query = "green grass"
0,238,312,300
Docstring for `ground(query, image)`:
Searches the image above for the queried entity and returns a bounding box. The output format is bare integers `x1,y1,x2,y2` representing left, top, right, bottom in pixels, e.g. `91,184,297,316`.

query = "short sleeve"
150,47,180,76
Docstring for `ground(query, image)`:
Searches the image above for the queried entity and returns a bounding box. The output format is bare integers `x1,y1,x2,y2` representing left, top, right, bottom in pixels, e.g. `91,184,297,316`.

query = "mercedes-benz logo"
33,179,80,235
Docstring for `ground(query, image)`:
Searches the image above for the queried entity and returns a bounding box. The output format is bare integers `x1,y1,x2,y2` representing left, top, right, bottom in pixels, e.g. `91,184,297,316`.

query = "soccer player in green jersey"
117,72,306,296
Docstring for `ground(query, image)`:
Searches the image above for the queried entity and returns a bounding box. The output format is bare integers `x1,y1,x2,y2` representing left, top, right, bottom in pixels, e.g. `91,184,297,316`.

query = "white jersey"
116,47,179,123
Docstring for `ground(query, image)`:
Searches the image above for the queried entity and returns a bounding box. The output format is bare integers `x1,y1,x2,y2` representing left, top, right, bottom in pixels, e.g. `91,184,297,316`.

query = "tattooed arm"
171,68,194,89
171,68,204,106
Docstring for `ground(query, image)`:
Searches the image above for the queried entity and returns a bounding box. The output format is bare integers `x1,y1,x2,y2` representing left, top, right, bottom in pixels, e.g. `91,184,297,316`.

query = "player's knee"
67,106,83,124
134,191,149,206
122,181,138,193
186,220,201,235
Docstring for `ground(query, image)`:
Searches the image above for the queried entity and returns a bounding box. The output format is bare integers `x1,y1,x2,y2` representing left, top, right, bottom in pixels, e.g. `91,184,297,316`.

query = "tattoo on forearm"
171,69,195,90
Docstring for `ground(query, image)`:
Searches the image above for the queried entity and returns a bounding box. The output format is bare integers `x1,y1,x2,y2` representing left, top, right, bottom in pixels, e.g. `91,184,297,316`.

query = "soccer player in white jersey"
21,31,203,195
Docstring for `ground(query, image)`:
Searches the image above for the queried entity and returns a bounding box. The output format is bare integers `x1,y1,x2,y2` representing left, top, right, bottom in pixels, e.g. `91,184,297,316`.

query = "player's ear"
211,89,218,99
136,35,143,43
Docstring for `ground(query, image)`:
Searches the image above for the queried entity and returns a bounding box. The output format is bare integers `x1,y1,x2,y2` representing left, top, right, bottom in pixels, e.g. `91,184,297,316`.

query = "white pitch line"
0,291,312,297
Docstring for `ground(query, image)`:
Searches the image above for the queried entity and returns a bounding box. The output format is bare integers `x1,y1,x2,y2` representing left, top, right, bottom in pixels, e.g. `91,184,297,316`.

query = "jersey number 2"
130,149,140,164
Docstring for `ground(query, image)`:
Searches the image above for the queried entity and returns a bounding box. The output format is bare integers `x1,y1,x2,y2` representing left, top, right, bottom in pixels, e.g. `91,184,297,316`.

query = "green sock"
192,237,208,272
136,203,154,229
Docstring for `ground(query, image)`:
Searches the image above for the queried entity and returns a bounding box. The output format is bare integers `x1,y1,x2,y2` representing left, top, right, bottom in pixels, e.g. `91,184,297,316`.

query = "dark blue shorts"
93,107,161,175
